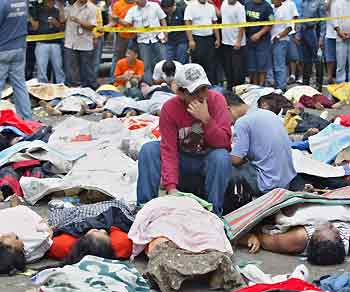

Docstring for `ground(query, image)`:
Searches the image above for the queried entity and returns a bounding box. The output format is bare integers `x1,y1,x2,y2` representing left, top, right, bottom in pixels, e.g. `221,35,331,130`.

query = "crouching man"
137,64,232,215
226,92,297,196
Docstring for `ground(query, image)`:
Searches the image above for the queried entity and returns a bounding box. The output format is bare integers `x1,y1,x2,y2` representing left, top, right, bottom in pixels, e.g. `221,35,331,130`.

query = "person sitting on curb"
226,91,298,197
136,63,232,215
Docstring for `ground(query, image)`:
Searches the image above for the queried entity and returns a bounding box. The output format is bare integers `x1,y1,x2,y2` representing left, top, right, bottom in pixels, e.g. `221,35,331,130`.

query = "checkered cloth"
49,199,136,230
223,187,350,240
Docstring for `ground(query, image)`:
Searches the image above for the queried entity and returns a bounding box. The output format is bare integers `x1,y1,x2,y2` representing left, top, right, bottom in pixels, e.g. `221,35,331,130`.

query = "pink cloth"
128,196,233,258
159,90,232,191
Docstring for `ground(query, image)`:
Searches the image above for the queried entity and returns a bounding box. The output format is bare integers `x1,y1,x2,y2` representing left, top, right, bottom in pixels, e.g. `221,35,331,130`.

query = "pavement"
2,62,350,291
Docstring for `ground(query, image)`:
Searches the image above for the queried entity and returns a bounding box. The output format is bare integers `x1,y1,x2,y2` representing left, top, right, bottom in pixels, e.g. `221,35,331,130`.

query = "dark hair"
162,61,176,77
0,243,26,275
257,93,293,115
64,233,115,265
224,90,245,106
161,0,175,7
307,236,346,265
127,46,139,55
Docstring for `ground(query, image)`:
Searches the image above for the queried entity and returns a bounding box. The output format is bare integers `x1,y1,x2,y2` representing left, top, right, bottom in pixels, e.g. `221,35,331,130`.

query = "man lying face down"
238,203,349,266
225,91,297,196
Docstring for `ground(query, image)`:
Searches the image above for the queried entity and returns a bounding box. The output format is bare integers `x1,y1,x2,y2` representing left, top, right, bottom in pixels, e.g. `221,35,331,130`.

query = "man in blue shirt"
296,0,326,86
0,0,32,120
226,92,297,196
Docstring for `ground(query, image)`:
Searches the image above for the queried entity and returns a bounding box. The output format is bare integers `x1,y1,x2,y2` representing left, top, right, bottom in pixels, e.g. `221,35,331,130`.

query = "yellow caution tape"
97,15,350,33
27,32,65,42
27,15,350,42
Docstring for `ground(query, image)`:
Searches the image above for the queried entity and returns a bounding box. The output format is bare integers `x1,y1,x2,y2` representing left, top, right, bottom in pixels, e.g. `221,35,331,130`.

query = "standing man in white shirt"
332,0,350,83
271,0,293,90
116,0,168,84
64,0,98,89
324,0,337,84
184,0,220,84
221,0,246,89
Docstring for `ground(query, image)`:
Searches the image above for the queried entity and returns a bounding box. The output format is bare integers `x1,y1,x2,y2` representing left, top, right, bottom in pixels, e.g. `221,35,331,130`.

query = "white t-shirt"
326,1,337,39
124,2,167,44
153,60,183,82
271,3,293,41
0,206,52,263
283,0,299,35
332,0,350,41
184,1,217,36
221,1,247,46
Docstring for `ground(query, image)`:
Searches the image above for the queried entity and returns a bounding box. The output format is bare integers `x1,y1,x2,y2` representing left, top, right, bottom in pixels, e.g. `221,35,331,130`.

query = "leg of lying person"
137,141,162,205
232,162,261,197
204,149,232,215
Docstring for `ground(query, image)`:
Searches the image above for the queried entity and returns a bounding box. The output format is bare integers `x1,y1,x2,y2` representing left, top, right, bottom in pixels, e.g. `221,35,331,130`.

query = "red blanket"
0,110,42,135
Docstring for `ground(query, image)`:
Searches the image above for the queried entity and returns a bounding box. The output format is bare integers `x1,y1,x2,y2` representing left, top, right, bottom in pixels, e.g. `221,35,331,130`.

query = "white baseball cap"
175,63,211,94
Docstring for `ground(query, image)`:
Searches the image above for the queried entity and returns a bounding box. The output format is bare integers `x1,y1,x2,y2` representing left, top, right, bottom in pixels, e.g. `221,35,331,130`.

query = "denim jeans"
336,39,350,83
138,42,166,84
35,42,65,84
64,48,98,89
301,28,318,64
94,37,104,77
137,141,232,215
272,40,289,90
0,48,32,120
166,42,188,64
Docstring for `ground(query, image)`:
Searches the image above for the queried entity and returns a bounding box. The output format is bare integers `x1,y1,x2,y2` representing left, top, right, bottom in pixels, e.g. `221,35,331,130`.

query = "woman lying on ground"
0,198,134,274
48,199,135,264
238,203,350,266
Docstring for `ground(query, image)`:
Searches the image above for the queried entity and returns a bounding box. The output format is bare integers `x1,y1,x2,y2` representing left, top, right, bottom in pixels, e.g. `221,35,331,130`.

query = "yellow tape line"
27,15,350,41
27,32,65,42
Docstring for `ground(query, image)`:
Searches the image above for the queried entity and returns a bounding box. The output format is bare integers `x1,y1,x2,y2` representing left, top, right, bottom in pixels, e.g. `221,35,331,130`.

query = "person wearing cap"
137,63,232,215
152,60,183,85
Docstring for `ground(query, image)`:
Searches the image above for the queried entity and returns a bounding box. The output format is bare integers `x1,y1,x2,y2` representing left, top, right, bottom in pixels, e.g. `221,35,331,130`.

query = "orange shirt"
114,57,144,86
112,0,136,39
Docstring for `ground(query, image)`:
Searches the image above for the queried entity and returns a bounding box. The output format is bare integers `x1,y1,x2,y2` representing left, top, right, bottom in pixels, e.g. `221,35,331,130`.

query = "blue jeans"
301,28,318,64
0,48,32,120
137,141,232,215
166,42,188,64
64,48,98,89
232,162,260,196
336,39,350,83
94,37,104,77
138,42,166,84
273,40,289,90
35,42,65,84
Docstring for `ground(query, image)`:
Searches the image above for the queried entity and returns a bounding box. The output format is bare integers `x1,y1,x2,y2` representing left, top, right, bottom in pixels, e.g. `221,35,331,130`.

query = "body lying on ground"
238,203,350,266
0,199,134,275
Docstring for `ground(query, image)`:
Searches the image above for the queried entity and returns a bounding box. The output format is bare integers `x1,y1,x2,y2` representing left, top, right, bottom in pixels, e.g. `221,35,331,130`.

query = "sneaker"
296,77,303,84
287,75,296,84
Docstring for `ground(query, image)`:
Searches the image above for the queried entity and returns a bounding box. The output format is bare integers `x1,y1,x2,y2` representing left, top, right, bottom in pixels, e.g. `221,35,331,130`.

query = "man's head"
0,233,25,275
224,90,248,123
136,0,147,7
126,46,138,63
307,223,346,265
272,0,282,7
162,61,177,83
161,0,176,14
46,0,55,8
175,63,211,105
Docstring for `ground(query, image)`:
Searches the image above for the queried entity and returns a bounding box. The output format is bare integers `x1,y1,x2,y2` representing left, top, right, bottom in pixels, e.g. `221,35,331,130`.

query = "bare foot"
332,101,344,109
39,100,62,116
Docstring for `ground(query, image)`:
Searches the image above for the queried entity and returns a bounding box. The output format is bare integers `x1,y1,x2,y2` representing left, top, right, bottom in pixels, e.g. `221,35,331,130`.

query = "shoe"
296,78,303,84
287,75,296,84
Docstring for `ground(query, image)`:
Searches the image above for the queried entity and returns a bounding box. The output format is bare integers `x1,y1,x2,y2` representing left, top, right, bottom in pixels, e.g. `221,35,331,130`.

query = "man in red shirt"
137,63,232,215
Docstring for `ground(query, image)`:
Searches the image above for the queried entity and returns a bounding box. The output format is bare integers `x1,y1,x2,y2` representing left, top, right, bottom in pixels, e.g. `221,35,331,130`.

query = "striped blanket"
223,187,350,240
